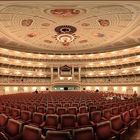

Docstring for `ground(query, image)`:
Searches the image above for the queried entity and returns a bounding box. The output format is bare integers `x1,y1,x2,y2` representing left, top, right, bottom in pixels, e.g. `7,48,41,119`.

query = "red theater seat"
72,127,95,140
111,115,128,140
20,105,27,111
97,105,104,111
47,107,55,114
77,113,93,128
4,107,12,116
136,106,140,116
30,112,45,128
0,105,5,113
68,107,77,115
111,107,120,116
14,104,20,109
129,108,140,127
119,106,126,113
41,114,59,131
47,103,54,107
57,107,67,115
0,114,8,130
22,125,45,140
60,114,77,131
55,103,62,108
18,110,32,124
96,121,117,140
79,106,88,114
72,103,79,108
37,106,46,114
10,108,20,119
90,111,105,125
28,105,36,113
102,109,113,120
0,91,140,140
63,103,70,108
46,130,71,140
122,111,137,131
1,119,22,140
89,105,97,113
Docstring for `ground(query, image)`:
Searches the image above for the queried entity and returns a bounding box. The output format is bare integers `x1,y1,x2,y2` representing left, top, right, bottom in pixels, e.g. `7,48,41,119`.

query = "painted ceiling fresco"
0,1,140,54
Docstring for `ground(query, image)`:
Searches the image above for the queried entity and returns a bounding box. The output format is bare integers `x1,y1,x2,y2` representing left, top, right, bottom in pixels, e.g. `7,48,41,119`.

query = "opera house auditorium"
0,1,140,140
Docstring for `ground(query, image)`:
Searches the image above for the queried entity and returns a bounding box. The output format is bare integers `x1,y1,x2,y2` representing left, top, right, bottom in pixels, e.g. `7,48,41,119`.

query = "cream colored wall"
0,86,51,95
82,86,140,95
0,85,140,95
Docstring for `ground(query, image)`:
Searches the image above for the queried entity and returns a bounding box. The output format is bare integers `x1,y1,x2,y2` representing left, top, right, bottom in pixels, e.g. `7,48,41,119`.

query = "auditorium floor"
129,128,140,140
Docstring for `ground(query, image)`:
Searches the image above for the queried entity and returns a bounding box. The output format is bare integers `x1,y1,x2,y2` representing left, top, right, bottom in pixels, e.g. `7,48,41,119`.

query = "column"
79,67,81,82
58,67,60,79
51,67,53,82
0,86,5,95
108,86,114,92
126,86,133,95
72,66,74,79
18,86,24,92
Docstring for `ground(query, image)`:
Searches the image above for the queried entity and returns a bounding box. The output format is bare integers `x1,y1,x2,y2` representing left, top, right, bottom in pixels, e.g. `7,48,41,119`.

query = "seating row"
0,109,139,140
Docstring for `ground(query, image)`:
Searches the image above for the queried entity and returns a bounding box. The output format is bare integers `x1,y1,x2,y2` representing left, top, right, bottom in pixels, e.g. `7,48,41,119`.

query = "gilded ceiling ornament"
94,33,105,37
44,40,52,43
41,23,50,27
21,19,33,27
79,40,88,43
81,23,90,26
54,25,77,46
27,33,37,38
98,19,110,27
50,9,80,17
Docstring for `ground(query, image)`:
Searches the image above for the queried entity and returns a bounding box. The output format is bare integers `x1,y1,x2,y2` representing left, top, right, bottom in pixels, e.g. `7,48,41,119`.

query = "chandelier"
54,25,77,46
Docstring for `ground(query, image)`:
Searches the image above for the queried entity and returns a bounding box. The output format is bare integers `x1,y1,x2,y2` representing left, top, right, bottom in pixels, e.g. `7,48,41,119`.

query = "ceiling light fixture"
55,25,77,46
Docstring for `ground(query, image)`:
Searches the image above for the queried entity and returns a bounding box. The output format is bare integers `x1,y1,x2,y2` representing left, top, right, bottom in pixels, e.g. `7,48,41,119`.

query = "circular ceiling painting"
0,1,139,54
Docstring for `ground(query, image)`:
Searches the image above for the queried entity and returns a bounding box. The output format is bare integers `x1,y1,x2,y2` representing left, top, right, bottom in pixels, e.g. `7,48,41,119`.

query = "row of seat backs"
0,103,137,116
0,106,140,132
0,112,139,140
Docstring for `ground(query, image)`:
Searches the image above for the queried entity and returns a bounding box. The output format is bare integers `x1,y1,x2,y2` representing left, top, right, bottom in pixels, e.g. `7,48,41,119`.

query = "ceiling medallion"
54,25,77,46
98,19,110,27
21,19,33,27
57,34,75,46
49,9,80,17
